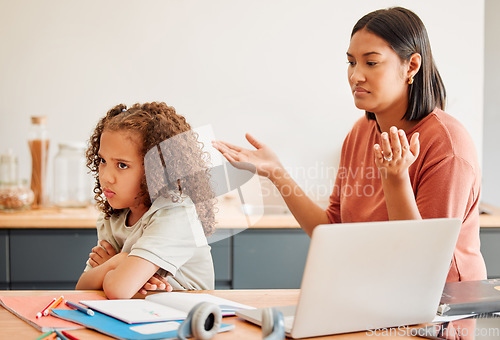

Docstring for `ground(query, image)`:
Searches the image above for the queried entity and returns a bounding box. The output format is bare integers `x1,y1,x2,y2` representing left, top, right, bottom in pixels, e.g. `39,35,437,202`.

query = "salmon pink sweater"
325,109,486,282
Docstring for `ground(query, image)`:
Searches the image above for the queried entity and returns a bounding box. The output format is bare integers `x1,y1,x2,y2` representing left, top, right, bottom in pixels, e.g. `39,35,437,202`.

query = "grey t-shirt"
84,195,214,290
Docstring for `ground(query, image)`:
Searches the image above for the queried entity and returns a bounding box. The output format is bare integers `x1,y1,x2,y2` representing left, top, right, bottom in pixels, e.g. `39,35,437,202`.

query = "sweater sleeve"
413,154,485,281
414,154,478,220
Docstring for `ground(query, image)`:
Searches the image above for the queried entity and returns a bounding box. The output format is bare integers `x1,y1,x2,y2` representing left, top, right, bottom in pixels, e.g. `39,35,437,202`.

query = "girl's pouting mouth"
102,189,115,199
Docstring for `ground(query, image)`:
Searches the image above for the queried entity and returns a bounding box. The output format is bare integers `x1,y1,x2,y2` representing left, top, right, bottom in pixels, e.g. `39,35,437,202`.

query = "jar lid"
31,116,47,125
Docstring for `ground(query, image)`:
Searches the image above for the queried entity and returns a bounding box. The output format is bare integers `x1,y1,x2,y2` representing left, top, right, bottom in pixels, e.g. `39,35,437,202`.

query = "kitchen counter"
0,199,302,229
0,201,499,229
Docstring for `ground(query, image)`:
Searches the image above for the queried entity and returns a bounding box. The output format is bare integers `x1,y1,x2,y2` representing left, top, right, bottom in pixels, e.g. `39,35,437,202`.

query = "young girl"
213,7,486,284
76,102,216,299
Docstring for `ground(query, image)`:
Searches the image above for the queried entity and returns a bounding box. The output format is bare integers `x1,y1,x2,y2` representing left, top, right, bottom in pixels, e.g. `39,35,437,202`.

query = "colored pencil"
39,332,57,340
61,331,80,340
43,295,64,316
34,331,53,340
36,297,57,318
55,330,69,340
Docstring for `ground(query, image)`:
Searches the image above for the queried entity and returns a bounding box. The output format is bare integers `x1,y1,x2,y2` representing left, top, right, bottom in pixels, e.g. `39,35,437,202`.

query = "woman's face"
347,29,409,117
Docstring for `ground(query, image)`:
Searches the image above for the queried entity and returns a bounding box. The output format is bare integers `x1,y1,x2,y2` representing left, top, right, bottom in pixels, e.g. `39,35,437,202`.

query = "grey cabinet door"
211,236,232,289
0,230,7,289
480,227,500,278
10,229,97,289
233,229,310,289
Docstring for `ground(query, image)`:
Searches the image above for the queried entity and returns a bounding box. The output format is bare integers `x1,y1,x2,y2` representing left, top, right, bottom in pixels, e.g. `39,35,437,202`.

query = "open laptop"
236,218,461,338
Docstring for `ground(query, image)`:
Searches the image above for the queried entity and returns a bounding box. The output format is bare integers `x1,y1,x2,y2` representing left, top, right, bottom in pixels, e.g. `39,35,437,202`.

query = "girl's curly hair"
86,102,216,235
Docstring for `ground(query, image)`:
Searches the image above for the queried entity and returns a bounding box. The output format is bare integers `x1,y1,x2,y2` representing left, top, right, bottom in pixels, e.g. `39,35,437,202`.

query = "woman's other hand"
373,126,420,180
212,133,283,180
88,240,117,268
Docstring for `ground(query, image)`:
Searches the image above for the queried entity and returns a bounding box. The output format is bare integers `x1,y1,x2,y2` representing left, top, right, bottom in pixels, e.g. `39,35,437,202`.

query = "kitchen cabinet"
232,228,310,289
1,204,499,290
0,227,310,290
480,227,500,278
9,229,97,289
0,230,7,289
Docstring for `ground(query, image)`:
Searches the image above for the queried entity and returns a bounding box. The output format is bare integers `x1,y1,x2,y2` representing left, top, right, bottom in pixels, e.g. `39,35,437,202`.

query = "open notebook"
79,292,254,324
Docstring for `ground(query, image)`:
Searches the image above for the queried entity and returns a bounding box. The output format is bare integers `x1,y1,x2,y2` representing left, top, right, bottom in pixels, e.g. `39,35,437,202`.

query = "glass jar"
28,116,50,208
53,141,91,208
0,150,34,212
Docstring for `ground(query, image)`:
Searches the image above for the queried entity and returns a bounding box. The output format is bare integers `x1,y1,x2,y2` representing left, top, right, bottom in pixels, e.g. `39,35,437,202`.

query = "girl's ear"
407,53,422,82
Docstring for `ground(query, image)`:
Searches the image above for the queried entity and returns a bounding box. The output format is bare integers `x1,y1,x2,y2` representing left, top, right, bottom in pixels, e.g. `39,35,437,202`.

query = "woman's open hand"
373,126,420,180
212,133,283,179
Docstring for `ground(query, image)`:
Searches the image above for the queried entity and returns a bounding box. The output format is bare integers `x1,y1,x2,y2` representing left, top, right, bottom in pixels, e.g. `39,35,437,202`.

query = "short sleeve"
83,213,121,272
129,203,207,277
414,155,477,219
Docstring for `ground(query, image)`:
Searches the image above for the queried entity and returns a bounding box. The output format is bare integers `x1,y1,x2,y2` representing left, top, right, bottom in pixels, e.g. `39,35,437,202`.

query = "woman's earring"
408,76,414,85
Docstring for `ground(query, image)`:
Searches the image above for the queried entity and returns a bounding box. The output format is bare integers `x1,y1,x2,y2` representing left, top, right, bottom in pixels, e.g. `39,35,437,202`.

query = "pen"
43,295,64,316
55,330,69,340
65,300,94,316
37,297,57,318
61,331,80,340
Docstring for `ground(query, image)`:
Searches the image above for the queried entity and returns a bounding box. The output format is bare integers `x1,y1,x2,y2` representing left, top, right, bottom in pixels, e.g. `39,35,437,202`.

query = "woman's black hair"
351,7,446,121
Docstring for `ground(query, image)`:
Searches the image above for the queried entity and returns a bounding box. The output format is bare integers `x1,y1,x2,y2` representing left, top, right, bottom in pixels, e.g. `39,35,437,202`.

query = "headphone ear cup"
262,308,285,340
261,307,274,338
190,302,222,340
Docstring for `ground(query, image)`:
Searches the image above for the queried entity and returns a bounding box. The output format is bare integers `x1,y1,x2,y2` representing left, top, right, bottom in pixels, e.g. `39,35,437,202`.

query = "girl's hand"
212,133,283,180
89,240,118,268
373,126,420,180
138,274,173,295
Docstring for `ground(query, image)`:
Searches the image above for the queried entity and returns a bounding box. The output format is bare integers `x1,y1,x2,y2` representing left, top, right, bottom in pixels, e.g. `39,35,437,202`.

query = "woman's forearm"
270,167,330,236
381,172,421,220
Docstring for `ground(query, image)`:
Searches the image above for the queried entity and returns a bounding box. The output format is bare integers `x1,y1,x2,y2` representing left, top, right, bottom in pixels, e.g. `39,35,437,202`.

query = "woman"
213,7,486,283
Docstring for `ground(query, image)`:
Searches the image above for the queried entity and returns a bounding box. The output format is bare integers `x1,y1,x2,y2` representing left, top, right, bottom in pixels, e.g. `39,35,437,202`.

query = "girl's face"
347,29,409,117
98,130,146,213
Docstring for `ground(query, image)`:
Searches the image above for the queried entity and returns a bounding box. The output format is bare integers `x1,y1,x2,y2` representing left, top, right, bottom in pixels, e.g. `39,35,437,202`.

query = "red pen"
62,331,80,340
36,297,57,318
43,295,64,316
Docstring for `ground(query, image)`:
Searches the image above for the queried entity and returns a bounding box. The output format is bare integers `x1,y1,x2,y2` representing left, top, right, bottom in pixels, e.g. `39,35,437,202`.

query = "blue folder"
51,309,234,340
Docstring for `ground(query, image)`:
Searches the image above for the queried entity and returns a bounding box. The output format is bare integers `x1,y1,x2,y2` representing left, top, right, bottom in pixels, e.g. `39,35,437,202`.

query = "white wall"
0,0,485,204
482,0,500,206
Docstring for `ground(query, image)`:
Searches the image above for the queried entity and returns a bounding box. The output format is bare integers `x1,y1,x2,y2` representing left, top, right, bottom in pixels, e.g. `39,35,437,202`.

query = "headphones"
177,302,222,340
261,307,285,340
176,303,285,340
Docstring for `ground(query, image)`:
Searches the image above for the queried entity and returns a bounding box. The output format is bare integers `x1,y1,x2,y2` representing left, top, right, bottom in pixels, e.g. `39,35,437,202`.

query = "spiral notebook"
0,292,106,332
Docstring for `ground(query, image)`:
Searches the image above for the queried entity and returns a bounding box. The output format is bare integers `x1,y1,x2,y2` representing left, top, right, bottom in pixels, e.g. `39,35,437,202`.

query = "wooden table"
0,289,427,339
